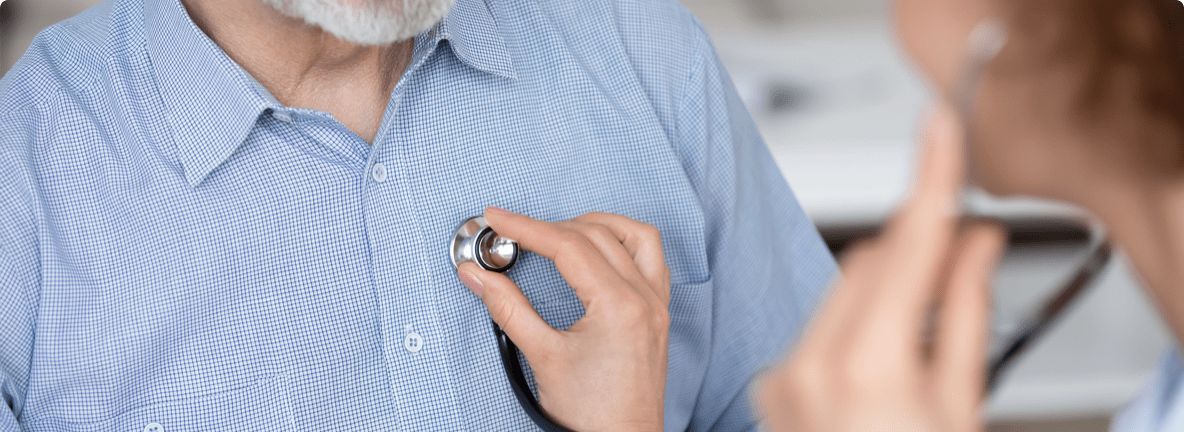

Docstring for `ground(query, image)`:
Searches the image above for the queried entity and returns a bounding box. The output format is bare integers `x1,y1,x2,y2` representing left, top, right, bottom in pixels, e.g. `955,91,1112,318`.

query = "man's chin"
263,0,456,46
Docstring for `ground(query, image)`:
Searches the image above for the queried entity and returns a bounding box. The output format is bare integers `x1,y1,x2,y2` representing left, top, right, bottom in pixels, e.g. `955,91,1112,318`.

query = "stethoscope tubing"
493,320,574,432
984,238,1113,394
952,20,1116,396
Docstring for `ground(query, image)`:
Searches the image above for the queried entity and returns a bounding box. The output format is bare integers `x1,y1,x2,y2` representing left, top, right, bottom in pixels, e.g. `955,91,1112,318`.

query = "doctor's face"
895,0,1184,203
894,0,1073,199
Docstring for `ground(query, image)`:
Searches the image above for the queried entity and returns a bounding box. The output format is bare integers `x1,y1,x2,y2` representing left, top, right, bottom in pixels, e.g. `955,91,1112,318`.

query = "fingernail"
486,206,513,217
459,270,484,297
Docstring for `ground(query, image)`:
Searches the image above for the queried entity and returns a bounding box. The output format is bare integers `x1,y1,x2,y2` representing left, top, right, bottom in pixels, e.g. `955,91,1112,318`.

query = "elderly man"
0,0,836,429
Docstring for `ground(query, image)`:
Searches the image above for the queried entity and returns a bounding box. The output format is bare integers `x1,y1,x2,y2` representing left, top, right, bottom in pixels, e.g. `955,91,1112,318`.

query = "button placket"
361,111,465,428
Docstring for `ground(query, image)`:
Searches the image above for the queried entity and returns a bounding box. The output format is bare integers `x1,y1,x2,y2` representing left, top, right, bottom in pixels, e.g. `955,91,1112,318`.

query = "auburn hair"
1002,0,1184,162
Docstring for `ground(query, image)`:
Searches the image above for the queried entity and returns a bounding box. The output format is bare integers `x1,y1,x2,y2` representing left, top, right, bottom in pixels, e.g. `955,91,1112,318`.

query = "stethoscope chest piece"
450,216,519,273
450,216,570,432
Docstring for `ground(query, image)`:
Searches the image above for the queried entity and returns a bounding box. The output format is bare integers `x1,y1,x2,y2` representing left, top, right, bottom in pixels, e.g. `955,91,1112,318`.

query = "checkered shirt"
0,0,838,430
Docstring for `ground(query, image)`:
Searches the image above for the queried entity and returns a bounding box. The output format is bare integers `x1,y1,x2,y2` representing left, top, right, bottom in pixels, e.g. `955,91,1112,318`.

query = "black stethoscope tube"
952,20,1116,396
984,240,1113,394
494,320,574,432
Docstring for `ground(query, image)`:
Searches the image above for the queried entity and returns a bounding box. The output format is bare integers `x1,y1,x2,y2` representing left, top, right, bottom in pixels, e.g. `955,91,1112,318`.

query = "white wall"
1,0,105,74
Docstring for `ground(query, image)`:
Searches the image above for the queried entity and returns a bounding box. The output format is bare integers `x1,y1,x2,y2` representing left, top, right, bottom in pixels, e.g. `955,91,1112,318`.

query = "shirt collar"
436,0,516,79
144,0,515,187
145,0,274,187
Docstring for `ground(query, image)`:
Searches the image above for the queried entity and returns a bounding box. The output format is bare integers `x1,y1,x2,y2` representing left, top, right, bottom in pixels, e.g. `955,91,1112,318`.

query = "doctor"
460,0,1184,430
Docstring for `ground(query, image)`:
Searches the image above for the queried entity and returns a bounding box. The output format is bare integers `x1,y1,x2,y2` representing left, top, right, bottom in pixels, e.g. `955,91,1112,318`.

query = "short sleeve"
672,17,839,432
0,106,43,426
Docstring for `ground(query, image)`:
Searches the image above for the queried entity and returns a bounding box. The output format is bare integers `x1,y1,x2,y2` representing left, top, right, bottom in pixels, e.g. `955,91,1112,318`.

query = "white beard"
262,0,456,45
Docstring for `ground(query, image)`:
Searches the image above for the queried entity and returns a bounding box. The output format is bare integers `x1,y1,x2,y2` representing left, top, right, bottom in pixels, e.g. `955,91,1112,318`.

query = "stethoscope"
954,20,1114,395
449,216,573,432
441,21,1118,429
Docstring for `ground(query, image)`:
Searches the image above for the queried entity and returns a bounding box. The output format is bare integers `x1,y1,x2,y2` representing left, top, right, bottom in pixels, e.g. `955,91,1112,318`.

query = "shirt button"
144,423,164,432
405,332,423,352
371,163,388,183
272,111,294,123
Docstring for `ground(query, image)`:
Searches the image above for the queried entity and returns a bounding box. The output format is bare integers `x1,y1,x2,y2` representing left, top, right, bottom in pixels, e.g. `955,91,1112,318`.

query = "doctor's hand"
457,208,671,432
756,107,1007,432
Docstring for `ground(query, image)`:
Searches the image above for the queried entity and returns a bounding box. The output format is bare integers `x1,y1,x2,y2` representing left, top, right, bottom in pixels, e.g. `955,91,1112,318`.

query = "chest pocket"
25,375,294,432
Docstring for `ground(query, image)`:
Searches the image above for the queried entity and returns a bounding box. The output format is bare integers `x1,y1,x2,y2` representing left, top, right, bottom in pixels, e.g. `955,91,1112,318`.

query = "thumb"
458,262,560,356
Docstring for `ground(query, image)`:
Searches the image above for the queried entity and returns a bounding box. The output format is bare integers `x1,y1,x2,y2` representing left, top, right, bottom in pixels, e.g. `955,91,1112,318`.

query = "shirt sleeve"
0,239,35,430
672,18,839,432
0,109,40,428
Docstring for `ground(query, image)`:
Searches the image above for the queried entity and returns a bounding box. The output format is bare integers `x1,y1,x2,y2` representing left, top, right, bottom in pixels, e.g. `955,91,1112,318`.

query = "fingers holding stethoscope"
457,261,559,358
570,212,671,303
481,208,669,308
456,208,671,431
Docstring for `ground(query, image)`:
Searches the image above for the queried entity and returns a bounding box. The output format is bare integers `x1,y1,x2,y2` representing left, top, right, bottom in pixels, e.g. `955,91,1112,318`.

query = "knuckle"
610,294,650,323
579,224,614,243
556,231,588,253
651,307,671,329
641,224,662,243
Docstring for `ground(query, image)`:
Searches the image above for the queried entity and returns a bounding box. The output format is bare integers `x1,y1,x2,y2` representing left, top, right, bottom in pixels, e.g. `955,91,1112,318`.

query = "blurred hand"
457,208,672,432
757,106,1008,432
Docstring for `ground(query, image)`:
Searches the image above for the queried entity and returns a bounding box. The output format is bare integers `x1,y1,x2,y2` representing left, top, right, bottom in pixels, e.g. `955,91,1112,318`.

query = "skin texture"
180,0,414,143
457,208,671,432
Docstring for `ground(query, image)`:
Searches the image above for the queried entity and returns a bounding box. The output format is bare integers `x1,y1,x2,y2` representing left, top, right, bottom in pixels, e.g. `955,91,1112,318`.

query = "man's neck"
180,0,416,144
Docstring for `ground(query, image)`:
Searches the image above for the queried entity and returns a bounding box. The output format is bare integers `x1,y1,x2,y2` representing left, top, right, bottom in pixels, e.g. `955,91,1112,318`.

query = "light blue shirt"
1113,350,1184,431
0,0,837,430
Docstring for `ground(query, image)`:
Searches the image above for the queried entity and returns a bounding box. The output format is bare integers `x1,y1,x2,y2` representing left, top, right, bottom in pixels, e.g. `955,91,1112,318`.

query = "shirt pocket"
25,374,295,432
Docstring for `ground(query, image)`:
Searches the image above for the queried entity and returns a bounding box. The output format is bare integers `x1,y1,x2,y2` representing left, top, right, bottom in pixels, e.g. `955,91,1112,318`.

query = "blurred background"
0,0,1173,430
